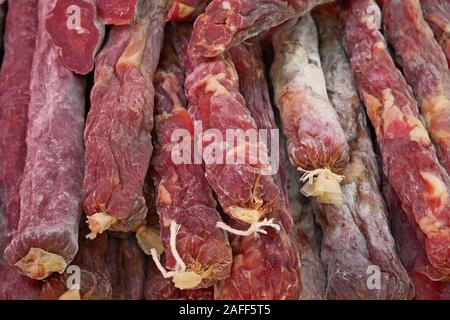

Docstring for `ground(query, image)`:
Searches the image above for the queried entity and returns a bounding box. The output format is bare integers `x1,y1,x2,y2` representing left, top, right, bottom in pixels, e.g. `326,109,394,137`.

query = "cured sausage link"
188,0,332,59
175,24,281,228
216,42,301,300
383,0,450,176
149,39,232,290
344,0,450,280
271,14,350,206
4,0,86,280
83,0,166,237
313,4,413,299
0,0,42,297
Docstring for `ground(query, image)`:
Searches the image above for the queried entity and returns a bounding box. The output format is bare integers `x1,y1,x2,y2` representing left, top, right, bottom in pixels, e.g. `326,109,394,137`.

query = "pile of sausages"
0,0,449,300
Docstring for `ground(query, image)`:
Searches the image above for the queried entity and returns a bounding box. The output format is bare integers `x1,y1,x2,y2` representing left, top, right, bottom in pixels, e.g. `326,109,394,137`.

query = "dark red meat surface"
150,38,232,289
83,0,166,235
4,0,86,280
188,0,332,59
344,0,450,280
